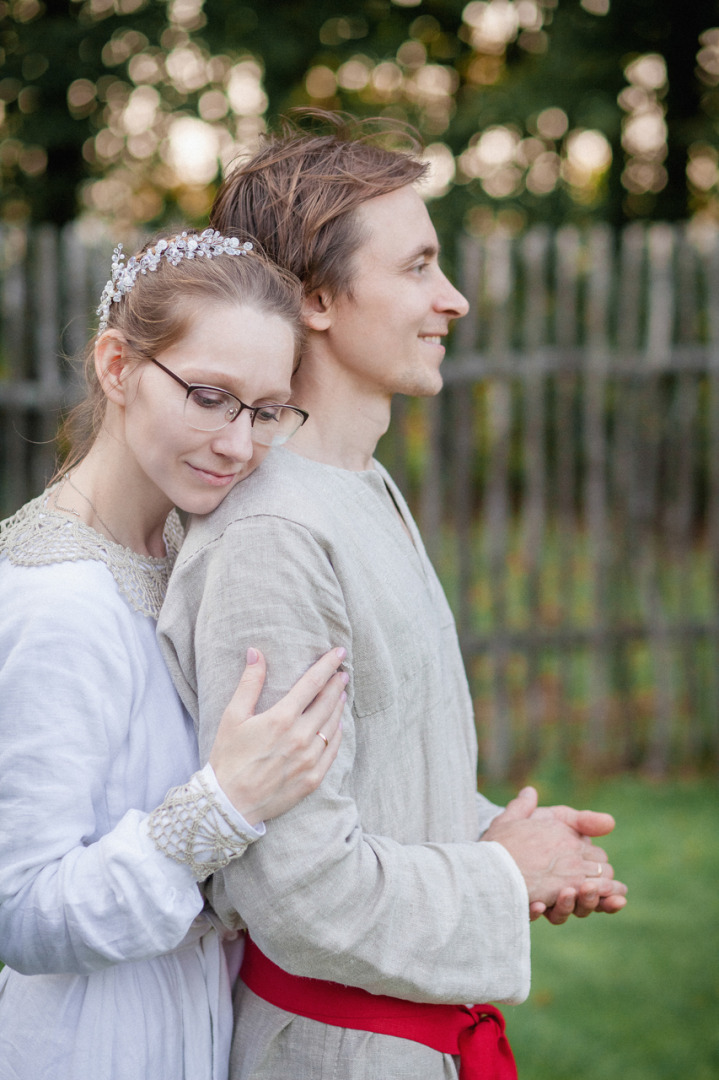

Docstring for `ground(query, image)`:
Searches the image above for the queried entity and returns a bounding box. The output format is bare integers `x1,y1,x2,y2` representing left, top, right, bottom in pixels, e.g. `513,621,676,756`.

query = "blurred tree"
1,0,718,230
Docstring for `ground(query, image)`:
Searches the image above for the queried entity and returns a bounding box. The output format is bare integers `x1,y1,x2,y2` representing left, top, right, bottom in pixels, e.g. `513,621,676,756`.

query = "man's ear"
94,331,132,404
301,289,333,332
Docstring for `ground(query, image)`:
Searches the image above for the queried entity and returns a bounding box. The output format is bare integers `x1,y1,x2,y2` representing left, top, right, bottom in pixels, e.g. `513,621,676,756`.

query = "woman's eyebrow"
184,371,237,387
185,372,286,398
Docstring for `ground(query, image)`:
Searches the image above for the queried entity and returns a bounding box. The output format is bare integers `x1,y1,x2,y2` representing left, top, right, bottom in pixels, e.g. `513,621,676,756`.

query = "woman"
0,229,346,1080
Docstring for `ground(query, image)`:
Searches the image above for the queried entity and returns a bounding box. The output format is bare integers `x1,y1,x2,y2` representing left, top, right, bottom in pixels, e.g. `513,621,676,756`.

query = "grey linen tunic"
158,448,530,1080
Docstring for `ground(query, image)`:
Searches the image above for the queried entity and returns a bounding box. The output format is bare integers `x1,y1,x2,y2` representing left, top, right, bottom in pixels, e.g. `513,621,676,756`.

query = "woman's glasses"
149,358,308,446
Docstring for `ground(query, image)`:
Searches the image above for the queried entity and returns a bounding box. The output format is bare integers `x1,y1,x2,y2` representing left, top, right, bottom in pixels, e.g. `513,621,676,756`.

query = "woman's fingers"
311,694,344,772
277,647,347,716
222,647,268,724
223,646,346,729
297,670,348,740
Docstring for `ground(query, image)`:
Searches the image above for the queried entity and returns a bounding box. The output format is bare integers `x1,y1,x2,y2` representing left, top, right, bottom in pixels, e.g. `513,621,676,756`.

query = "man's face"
320,184,469,399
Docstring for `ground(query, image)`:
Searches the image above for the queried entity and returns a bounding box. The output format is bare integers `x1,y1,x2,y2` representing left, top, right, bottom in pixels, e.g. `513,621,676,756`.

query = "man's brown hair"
210,110,428,300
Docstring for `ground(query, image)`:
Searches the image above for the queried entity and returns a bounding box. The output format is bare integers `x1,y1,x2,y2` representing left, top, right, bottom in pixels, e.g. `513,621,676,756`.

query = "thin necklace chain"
54,472,123,547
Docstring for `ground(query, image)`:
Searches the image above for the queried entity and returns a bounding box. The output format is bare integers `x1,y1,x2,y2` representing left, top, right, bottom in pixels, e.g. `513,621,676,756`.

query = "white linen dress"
0,494,259,1080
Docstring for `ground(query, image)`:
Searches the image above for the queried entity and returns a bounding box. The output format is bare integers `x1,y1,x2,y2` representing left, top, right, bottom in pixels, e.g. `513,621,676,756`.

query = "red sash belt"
240,936,517,1080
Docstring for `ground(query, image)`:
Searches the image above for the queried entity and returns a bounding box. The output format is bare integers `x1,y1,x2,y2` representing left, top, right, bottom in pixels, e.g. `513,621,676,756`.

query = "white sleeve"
0,566,259,976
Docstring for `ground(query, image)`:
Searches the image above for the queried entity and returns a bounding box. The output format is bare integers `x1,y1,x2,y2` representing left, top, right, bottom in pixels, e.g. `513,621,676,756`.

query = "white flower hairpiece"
96,228,254,333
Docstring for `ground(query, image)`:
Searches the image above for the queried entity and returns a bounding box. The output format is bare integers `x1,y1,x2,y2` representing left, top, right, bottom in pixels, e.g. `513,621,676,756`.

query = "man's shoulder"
179,449,339,558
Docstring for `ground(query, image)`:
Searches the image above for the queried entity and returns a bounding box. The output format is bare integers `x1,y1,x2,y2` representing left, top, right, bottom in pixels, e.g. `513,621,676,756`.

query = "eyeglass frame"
148,357,309,440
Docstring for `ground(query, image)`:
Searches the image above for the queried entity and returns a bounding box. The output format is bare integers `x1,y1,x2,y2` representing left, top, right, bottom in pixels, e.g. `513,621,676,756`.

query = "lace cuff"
147,763,263,882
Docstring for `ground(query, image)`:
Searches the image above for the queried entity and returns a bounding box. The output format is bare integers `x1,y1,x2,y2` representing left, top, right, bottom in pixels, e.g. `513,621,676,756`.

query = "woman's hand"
209,647,347,826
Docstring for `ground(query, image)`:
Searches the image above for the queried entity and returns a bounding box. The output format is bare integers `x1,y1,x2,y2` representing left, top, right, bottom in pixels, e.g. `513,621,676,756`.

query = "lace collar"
0,487,184,619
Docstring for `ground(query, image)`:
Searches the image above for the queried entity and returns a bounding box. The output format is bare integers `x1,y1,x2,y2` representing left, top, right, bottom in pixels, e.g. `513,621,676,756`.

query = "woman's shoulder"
0,557,130,639
0,558,155,715
0,491,179,621
0,551,117,591
0,492,141,635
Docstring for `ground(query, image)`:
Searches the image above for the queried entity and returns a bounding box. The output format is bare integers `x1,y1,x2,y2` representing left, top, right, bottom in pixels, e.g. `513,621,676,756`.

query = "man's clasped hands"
483,786,628,924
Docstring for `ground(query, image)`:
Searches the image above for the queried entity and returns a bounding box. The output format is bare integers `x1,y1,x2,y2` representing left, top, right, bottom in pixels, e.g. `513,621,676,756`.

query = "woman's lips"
188,463,239,487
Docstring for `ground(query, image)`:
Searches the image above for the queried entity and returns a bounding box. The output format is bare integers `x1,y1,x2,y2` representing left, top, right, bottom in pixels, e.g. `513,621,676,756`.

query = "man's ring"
316,731,329,748
589,862,602,877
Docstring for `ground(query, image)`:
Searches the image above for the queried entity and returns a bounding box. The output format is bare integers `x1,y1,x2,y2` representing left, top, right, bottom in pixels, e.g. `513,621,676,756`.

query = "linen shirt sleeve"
172,516,530,1006
0,568,254,975
476,792,505,836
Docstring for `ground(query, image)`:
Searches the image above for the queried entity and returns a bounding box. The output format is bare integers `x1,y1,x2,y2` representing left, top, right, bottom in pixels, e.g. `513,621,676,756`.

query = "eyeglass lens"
184,388,302,445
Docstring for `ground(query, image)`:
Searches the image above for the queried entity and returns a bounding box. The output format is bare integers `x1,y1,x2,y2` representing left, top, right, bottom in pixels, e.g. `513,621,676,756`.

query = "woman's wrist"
202,762,266,834
147,764,265,882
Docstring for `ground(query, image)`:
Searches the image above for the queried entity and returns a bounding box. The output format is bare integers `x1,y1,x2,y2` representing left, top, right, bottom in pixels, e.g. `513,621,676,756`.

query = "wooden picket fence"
2,221,719,777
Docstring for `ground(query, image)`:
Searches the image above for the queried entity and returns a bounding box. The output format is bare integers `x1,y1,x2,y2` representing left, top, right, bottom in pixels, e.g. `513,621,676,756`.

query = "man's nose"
436,271,469,319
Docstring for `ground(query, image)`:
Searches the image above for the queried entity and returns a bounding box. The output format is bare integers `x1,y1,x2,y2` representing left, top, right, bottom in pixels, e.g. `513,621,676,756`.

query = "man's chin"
400,373,444,399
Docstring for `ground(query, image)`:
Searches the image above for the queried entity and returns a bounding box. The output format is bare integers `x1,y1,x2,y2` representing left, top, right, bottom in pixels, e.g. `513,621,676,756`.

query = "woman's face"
120,301,297,516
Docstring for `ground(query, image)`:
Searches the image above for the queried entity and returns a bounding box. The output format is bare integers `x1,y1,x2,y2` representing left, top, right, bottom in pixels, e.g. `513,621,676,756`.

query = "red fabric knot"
457,1003,516,1080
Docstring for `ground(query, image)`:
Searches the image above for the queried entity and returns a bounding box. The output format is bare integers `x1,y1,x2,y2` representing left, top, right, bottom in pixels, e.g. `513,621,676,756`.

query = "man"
159,114,626,1080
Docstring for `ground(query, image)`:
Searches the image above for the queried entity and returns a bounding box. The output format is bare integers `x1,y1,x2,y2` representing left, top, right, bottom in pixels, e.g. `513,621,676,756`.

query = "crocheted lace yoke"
0,487,184,619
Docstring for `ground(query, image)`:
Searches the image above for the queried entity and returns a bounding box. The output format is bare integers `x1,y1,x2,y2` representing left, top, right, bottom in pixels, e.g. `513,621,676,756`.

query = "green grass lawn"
481,774,719,1080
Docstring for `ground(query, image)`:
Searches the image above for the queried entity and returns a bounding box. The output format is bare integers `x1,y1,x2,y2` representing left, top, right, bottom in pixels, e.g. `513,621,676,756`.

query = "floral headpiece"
96,228,254,333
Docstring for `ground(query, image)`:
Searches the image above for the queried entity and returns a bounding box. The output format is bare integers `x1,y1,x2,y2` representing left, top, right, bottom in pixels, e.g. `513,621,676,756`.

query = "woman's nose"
210,410,255,461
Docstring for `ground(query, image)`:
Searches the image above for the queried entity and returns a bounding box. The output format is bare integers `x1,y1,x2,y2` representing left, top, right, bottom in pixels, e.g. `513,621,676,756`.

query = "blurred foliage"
1,0,719,233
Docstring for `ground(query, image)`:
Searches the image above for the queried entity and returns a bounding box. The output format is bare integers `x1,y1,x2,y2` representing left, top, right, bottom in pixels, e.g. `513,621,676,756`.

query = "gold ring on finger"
316,731,329,748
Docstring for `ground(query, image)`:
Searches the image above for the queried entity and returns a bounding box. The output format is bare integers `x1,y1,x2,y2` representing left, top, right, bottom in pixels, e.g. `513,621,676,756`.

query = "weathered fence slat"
582,225,612,768
670,229,702,761
701,236,719,763
481,229,514,778
61,221,92,362
418,395,442,565
641,225,678,774
453,234,483,642
520,227,550,762
1,228,29,518
553,226,581,754
608,221,639,760
31,226,63,493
